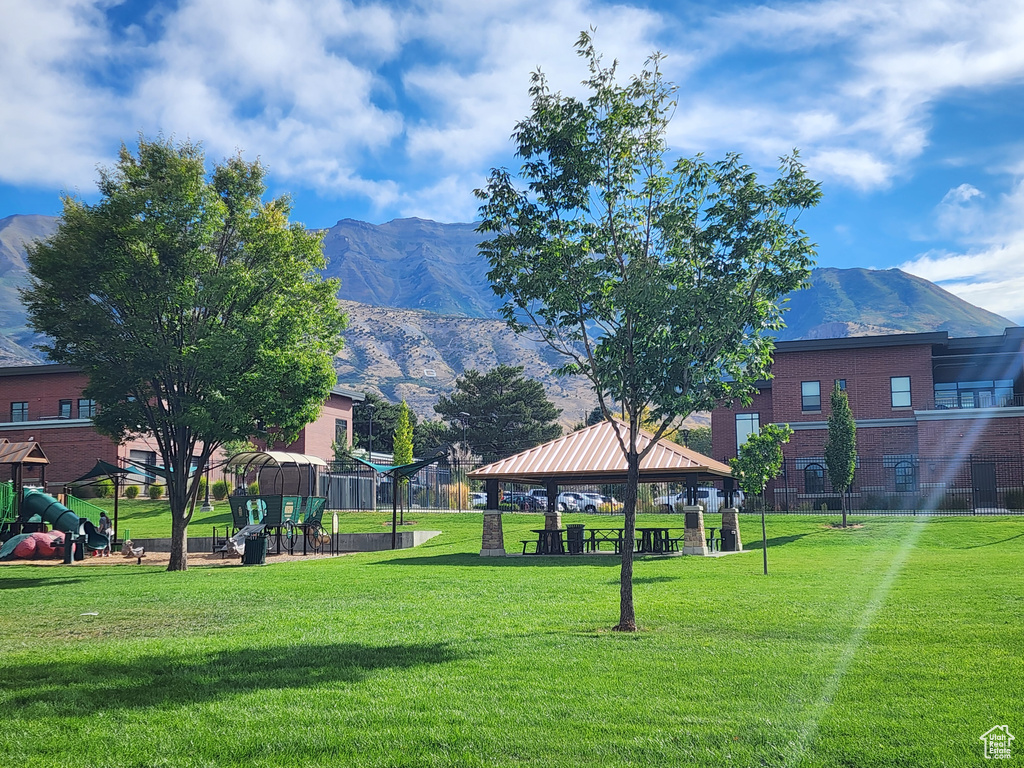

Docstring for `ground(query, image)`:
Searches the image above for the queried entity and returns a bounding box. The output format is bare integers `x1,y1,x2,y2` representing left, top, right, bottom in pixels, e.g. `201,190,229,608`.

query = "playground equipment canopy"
225,451,328,473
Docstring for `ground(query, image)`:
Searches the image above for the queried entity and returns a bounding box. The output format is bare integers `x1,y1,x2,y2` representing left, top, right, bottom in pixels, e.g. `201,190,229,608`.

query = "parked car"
556,492,580,511
470,491,487,508
506,492,545,511
653,487,742,514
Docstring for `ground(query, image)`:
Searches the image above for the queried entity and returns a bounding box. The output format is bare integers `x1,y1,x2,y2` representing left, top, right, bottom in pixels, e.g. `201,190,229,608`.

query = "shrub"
212,480,232,501
448,482,469,510
148,484,164,500
94,478,114,499
1004,489,1024,510
936,493,968,510
198,476,208,498
247,481,260,496
124,485,140,499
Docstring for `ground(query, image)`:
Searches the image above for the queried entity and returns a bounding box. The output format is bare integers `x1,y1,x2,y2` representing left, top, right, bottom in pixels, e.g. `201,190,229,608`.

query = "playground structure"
0,440,110,562
221,451,331,558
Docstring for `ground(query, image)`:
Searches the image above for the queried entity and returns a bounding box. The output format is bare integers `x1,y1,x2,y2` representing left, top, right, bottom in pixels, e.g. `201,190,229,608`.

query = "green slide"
20,489,109,552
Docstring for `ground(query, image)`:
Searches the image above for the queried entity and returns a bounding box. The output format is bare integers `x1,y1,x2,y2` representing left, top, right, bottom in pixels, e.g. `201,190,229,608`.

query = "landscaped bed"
0,513,1020,767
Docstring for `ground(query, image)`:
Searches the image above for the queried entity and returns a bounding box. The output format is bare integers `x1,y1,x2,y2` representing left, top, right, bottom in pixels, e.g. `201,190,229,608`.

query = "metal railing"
66,494,107,520
925,393,1024,411
764,455,1024,515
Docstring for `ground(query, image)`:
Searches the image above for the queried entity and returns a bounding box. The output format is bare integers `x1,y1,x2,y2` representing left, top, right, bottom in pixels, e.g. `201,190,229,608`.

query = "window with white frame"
801,380,821,411
891,377,911,408
735,412,759,452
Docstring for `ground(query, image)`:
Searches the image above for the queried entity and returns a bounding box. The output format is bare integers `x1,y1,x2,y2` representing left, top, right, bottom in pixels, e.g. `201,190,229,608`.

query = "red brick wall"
772,344,933,422
711,386,773,462
918,416,1024,458
0,425,118,486
1,370,91,421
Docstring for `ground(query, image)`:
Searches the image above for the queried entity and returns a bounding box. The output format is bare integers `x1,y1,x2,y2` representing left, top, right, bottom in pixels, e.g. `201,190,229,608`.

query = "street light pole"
200,463,213,512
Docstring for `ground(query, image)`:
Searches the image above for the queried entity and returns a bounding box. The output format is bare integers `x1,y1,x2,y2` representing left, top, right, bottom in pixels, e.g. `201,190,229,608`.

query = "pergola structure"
467,420,738,557
468,419,735,507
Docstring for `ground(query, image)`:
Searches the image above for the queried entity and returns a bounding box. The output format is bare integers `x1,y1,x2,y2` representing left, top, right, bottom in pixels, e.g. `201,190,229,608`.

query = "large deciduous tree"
825,385,857,528
476,33,820,630
433,365,562,464
23,137,346,571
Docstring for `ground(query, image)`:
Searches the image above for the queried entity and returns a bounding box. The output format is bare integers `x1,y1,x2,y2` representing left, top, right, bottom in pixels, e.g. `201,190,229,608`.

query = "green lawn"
1,513,1020,767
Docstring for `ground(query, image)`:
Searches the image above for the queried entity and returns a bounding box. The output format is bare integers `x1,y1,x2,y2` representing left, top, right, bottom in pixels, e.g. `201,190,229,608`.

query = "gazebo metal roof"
467,420,733,485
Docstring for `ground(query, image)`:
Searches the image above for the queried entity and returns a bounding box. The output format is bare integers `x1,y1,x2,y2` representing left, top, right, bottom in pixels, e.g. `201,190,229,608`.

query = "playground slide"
218,523,266,555
20,489,109,552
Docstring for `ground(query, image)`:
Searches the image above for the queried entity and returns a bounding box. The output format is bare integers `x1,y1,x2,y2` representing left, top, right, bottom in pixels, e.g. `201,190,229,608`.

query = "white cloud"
900,178,1024,322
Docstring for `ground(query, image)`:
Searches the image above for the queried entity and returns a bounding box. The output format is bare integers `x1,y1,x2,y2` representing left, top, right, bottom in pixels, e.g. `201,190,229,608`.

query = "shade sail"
351,454,445,479
71,459,138,483
467,419,733,485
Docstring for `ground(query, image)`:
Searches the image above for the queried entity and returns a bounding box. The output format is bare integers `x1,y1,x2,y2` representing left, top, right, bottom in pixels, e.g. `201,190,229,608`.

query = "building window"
735,413,759,452
835,379,846,392
78,398,97,418
335,418,349,446
10,402,28,422
894,461,916,493
891,377,911,408
801,381,821,411
804,463,825,494
59,399,72,418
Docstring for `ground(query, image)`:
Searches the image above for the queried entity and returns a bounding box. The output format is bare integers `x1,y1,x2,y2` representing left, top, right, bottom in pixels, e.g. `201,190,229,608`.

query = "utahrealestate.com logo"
980,725,1015,760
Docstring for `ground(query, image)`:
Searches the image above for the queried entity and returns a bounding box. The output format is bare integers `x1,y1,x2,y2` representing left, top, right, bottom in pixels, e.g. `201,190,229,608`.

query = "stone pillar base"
544,511,562,531
682,504,709,556
720,507,742,551
480,511,506,557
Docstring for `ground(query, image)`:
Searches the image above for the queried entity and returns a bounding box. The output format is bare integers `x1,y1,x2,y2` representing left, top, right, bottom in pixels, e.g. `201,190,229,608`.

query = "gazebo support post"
720,478,742,552
545,480,561,530
480,478,506,557
682,504,708,556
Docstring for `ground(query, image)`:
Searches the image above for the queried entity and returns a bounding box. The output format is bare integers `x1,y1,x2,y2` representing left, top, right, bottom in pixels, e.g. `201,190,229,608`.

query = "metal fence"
323,454,1024,517
764,455,1024,515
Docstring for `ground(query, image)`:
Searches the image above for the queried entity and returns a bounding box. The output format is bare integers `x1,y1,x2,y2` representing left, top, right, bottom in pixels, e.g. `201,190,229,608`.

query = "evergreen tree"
825,385,857,528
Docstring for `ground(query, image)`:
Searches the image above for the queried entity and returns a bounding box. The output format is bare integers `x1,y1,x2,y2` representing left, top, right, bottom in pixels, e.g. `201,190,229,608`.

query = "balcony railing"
927,393,1024,411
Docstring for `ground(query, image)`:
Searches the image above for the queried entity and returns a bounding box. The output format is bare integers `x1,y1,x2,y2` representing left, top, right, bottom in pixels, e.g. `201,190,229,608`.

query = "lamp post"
458,412,470,511
200,463,213,512
459,412,469,451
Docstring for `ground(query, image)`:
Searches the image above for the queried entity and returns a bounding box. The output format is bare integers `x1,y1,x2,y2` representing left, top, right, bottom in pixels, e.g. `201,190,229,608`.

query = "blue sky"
3,0,1024,320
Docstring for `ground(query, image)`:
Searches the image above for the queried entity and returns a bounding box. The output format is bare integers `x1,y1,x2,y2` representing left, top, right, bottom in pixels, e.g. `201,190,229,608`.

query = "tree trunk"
166,447,195,571
616,450,639,632
168,511,189,571
841,487,848,528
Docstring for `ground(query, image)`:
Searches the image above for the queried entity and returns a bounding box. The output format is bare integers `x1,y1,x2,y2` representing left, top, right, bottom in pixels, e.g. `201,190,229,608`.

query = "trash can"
566,524,585,555
242,534,268,565
721,528,738,552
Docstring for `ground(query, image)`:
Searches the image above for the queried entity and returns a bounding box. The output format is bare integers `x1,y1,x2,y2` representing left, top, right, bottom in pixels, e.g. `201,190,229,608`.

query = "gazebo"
467,419,738,556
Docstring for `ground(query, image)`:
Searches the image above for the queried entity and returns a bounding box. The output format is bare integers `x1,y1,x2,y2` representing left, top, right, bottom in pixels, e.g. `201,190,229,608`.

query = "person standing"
97,511,114,557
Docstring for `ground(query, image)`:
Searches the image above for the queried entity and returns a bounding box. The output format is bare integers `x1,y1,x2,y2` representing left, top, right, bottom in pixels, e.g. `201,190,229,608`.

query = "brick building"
0,363,362,490
710,327,1024,510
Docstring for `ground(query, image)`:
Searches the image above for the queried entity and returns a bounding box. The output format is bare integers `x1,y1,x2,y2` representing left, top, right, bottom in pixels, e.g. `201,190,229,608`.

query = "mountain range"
0,213,1015,423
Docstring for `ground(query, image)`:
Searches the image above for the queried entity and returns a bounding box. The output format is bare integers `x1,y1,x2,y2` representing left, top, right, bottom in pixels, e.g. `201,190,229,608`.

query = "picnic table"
636,527,672,554
587,528,625,553
527,528,566,555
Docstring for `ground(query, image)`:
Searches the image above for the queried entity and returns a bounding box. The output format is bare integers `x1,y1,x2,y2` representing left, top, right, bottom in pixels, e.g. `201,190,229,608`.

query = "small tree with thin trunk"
393,400,414,524
730,423,793,575
825,385,857,528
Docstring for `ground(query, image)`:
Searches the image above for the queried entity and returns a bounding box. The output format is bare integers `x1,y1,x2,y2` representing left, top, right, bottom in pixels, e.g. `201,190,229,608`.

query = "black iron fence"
764,455,1024,515
322,455,1024,516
